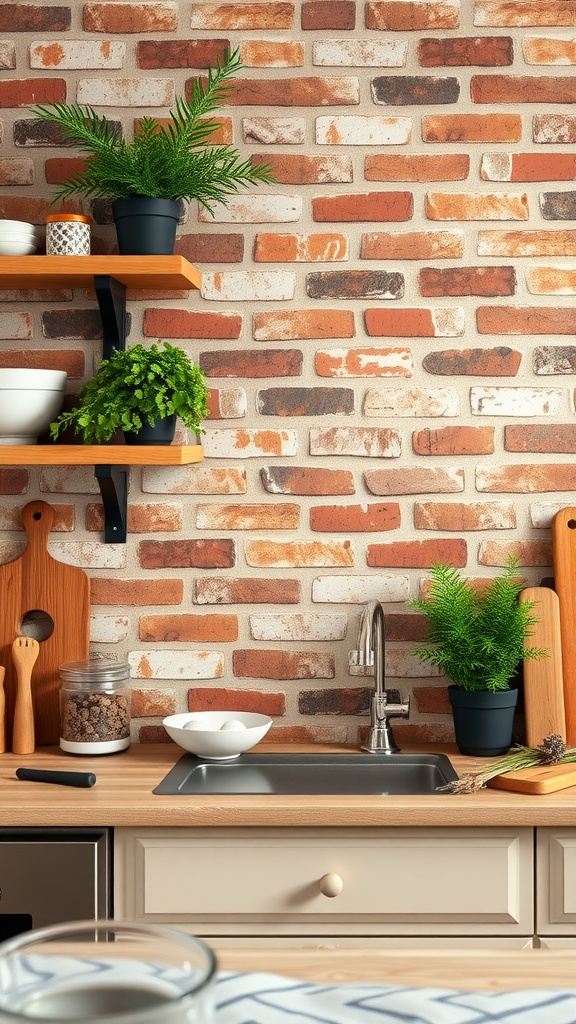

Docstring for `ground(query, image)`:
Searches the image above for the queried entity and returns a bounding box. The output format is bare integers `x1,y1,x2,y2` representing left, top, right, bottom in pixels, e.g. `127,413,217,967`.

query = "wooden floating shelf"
0,445,204,466
0,255,202,291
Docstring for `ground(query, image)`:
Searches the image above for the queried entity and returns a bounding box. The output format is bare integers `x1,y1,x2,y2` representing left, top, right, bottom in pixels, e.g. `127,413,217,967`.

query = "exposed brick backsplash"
2,0,576,747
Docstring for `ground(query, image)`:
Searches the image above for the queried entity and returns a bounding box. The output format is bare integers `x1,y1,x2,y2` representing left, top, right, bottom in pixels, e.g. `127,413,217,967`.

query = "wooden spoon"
12,637,39,755
0,666,5,754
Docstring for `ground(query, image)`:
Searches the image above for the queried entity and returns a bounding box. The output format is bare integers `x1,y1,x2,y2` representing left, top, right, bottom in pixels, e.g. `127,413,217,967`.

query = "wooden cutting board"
488,763,576,795
0,501,90,746
552,507,576,745
520,587,565,747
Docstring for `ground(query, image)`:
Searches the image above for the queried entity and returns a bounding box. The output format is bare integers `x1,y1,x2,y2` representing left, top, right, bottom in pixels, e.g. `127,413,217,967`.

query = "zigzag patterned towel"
214,971,576,1023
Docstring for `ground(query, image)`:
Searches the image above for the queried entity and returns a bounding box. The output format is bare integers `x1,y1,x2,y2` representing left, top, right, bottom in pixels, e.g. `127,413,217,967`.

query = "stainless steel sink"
153,752,458,796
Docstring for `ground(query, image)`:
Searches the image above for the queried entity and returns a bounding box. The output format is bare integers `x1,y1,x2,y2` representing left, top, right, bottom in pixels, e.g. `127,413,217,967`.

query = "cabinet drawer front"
116,827,533,936
537,828,576,933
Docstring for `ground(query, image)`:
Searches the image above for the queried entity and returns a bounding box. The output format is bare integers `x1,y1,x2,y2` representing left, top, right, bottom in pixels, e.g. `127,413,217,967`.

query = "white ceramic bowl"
0,368,67,444
0,240,37,256
163,711,273,760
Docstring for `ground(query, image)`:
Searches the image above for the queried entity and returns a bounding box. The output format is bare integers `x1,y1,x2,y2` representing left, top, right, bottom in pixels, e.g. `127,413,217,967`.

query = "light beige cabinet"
114,826,534,947
537,827,576,946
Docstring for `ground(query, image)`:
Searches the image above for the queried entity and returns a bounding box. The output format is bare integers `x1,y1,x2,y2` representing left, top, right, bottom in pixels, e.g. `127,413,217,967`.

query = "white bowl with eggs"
162,711,273,760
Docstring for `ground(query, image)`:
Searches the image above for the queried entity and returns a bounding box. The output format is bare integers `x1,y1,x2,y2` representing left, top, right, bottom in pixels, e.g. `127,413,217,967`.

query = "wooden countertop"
3,742,576,827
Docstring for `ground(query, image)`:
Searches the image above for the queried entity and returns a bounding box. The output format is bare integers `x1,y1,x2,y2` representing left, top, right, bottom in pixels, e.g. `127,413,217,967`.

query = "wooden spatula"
520,587,565,747
12,637,39,755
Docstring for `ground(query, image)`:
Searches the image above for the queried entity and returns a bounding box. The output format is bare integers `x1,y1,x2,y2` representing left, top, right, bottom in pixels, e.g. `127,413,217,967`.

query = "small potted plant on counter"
31,49,274,255
49,342,209,445
409,556,547,756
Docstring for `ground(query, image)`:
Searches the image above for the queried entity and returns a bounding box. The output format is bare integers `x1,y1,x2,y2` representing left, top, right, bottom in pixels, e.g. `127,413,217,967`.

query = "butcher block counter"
2,741,576,827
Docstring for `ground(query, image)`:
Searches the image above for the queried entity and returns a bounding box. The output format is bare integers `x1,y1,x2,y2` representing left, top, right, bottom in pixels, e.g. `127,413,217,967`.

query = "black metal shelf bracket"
94,464,128,543
94,274,127,357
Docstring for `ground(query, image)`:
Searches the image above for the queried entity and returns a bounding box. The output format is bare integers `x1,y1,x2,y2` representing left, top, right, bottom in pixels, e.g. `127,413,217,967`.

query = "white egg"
182,719,205,731
220,719,247,732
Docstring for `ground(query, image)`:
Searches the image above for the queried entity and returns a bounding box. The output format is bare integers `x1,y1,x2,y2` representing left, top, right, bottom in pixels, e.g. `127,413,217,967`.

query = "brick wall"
0,0,575,746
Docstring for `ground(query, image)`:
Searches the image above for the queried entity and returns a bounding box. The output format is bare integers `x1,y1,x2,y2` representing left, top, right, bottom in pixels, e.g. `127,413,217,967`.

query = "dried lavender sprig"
438,734,576,794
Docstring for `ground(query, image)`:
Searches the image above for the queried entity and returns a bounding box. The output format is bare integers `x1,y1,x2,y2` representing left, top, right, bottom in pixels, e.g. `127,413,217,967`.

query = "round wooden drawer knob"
318,872,344,898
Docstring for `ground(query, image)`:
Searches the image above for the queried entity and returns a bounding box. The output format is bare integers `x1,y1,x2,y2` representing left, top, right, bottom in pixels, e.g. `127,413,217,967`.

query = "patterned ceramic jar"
46,213,91,255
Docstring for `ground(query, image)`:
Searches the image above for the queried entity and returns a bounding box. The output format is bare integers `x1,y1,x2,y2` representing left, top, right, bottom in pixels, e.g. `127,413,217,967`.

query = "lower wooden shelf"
0,444,204,466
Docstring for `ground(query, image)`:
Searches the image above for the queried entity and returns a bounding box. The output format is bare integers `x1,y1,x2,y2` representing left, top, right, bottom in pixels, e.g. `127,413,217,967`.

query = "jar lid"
46,213,92,224
60,659,130,683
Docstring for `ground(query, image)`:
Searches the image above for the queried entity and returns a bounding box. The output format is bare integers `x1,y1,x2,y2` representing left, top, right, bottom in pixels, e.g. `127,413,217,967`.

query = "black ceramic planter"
112,196,180,255
448,685,519,757
124,415,176,446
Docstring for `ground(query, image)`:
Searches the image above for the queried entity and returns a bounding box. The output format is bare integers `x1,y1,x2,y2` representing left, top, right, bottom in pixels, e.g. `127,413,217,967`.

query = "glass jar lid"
59,659,130,683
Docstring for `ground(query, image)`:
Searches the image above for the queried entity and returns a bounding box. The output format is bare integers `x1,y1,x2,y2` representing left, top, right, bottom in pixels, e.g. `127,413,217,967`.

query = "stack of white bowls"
0,220,41,256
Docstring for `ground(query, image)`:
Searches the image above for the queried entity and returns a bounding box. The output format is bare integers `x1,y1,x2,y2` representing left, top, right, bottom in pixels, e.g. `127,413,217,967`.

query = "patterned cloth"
214,971,576,1023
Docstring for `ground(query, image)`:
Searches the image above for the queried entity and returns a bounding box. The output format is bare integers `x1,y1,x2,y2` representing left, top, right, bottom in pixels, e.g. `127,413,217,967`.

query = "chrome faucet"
349,600,410,754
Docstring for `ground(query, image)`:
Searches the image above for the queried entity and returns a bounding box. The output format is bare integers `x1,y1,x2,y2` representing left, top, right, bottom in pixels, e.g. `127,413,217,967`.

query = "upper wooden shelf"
0,255,202,291
0,444,204,466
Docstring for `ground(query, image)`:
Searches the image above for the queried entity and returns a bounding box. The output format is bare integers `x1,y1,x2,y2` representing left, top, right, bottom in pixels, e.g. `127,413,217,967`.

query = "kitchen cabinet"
114,826,534,947
0,255,203,542
536,827,576,942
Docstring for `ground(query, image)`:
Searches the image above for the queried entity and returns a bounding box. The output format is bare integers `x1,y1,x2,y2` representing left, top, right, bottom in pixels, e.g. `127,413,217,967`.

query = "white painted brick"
0,541,24,563
201,270,296,301
30,40,126,69
202,428,298,458
129,650,225,679
0,313,31,340
39,467,101,493
471,386,563,416
523,36,576,65
77,78,174,106
244,539,355,568
90,615,130,643
211,388,247,417
316,116,412,146
0,159,33,185
480,153,512,181
432,307,466,335
317,347,413,377
527,266,576,294
309,426,401,457
249,613,348,641
349,650,442,678
142,465,247,493
364,387,460,417
49,541,126,569
198,195,302,223
529,501,567,528
0,42,16,69
242,117,306,144
313,39,408,67
312,574,409,603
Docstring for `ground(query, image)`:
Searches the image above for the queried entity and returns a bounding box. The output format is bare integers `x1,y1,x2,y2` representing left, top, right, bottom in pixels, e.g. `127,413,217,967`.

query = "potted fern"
409,556,547,756
49,342,209,445
31,49,273,255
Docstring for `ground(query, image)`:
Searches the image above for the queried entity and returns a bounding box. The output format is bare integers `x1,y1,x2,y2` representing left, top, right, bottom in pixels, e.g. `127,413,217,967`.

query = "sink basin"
153,752,459,796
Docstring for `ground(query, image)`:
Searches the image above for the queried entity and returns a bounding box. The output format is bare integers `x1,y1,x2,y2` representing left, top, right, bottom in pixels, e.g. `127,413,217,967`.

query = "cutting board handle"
21,501,54,552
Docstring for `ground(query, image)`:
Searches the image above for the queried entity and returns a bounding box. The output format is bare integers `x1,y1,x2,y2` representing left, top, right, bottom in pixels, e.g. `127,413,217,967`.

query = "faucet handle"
385,693,410,720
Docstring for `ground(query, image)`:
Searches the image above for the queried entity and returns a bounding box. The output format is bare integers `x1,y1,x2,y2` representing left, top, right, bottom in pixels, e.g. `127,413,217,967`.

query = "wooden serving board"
0,501,90,746
488,763,576,795
552,507,576,745
520,587,566,747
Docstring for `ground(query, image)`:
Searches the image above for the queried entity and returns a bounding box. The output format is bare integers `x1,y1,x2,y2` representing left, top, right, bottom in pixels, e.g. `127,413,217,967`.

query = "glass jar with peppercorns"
59,659,131,755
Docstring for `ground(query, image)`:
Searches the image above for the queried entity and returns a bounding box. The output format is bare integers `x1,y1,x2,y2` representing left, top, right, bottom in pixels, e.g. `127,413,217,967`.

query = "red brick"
188,687,285,714
422,113,521,142
83,3,178,32
307,269,403,300
206,76,359,106
361,230,464,259
190,2,295,29
365,1,459,30
310,502,400,532
41,309,102,340
131,689,176,719
233,649,334,679
253,153,352,184
364,466,463,494
364,307,461,336
0,79,66,107
472,75,576,104
299,687,368,715
372,75,459,105
45,156,88,185
419,266,515,296
426,191,528,220
253,309,355,340
367,539,467,568
139,726,173,743
479,540,552,567
422,347,521,376
475,1,576,27
312,191,413,222
477,306,576,334
482,153,576,182
414,501,516,530
245,539,353,567
195,577,301,603
196,502,300,530
1,4,70,30
413,425,495,456
476,463,576,492
138,539,235,569
139,613,238,642
365,154,469,181
174,233,244,263
144,308,242,339
90,578,184,605
302,0,355,28
0,469,29,494
260,466,355,495
419,36,513,66
241,40,304,66
412,685,452,715
200,349,302,377
315,346,412,377
533,114,576,145
385,613,429,642
0,158,33,185
478,228,576,257
136,39,229,68
0,349,83,377
86,503,182,533
254,232,348,263
257,386,354,416
505,424,576,453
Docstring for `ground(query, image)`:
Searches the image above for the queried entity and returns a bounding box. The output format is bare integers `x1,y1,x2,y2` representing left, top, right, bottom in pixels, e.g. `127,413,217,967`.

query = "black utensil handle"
15,768,96,788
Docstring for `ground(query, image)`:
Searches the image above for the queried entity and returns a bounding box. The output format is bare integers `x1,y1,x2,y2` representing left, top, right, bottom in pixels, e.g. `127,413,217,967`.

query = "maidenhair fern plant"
409,556,547,693
31,49,273,212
